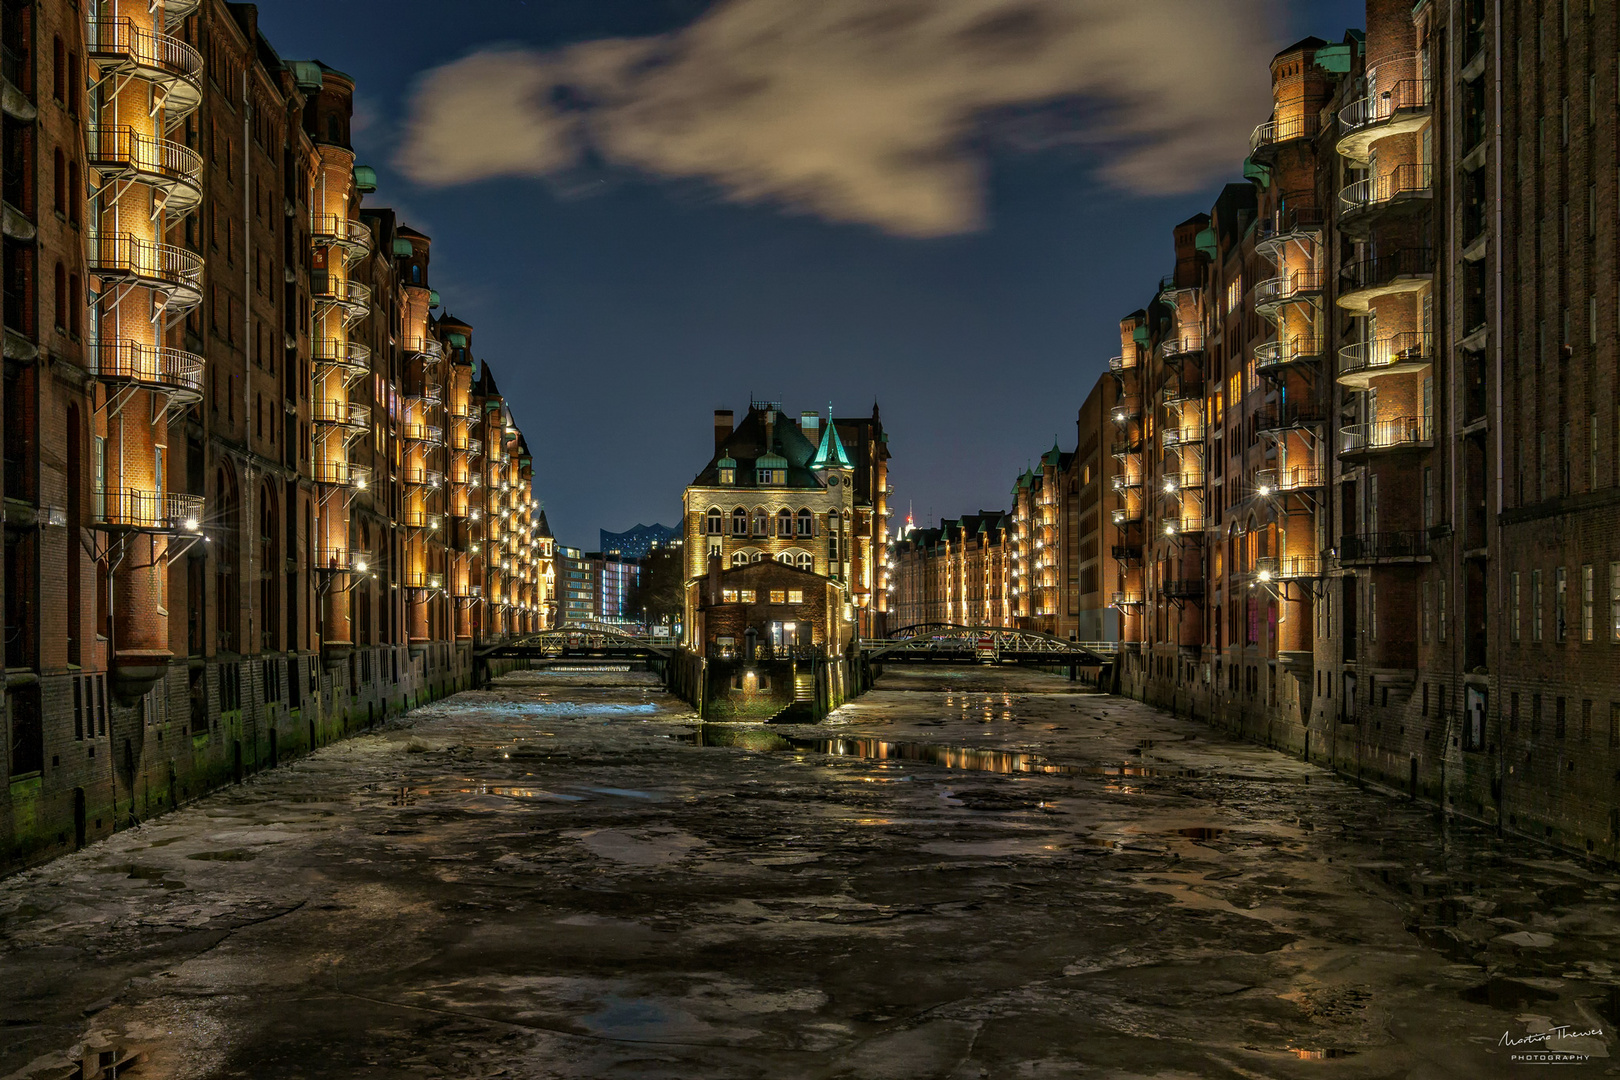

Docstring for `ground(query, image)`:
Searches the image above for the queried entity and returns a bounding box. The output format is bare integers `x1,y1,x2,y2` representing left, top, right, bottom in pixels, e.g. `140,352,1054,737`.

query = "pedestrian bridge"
861,624,1118,666
476,623,675,663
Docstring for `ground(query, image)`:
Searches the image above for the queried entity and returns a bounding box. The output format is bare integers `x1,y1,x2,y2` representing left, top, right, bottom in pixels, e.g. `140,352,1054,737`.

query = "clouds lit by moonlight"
396,0,1281,237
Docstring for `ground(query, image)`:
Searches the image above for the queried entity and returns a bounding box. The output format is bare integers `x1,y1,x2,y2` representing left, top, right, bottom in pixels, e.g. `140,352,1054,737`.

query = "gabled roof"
691,405,825,491
534,509,553,539
811,420,853,469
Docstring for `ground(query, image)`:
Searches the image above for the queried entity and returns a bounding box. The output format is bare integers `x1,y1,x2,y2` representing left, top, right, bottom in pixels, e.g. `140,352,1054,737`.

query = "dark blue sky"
254,0,1365,551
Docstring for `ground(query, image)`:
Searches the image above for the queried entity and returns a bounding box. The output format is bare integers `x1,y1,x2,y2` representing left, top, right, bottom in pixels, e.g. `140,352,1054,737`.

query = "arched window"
53,37,65,103
327,115,343,144
53,263,66,331
796,552,813,570
752,550,764,563
752,508,769,536
68,162,80,225
731,507,747,536
67,274,80,336
776,551,794,564
411,265,421,284
797,508,813,536
706,507,722,535
776,508,793,537
53,148,65,214
730,551,749,567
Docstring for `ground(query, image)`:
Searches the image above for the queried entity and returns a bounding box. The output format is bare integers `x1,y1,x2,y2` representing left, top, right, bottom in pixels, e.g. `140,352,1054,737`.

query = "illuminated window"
788,589,804,604
719,467,735,484
731,507,747,535
739,589,756,603
770,590,787,603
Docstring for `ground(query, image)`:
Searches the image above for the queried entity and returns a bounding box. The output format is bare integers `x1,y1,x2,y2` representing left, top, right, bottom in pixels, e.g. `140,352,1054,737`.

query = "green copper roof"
717,455,737,469
353,165,377,193
757,452,789,469
1243,155,1272,187
1041,443,1062,467
1195,226,1218,260
811,421,852,469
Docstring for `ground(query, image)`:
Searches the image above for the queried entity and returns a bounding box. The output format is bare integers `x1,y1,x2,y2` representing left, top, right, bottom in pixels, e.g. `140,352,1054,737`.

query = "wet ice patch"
565,828,705,865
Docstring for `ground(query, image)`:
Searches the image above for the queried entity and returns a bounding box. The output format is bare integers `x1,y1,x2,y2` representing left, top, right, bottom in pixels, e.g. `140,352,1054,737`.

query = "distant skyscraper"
599,523,681,558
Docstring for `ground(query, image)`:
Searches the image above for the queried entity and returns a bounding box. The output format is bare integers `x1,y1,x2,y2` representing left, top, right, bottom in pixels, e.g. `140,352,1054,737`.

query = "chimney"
763,408,775,451
714,410,733,450
800,411,820,440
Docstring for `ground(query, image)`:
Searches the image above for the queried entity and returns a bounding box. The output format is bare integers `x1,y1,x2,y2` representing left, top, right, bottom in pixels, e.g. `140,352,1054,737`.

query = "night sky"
251,0,1366,551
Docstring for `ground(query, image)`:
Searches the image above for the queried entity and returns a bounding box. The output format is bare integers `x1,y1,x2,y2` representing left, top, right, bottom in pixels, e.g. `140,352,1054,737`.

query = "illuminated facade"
0,2,549,870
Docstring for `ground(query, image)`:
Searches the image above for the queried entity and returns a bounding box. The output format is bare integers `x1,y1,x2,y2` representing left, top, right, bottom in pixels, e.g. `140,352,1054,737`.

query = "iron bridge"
862,624,1118,666
477,622,675,662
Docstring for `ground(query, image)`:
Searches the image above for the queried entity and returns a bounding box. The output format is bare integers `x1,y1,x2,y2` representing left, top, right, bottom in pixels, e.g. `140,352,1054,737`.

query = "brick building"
0,0,551,870
907,0,1620,859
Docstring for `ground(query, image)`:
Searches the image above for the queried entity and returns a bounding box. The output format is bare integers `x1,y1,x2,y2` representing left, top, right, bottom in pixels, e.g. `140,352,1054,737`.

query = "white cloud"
396,0,1281,236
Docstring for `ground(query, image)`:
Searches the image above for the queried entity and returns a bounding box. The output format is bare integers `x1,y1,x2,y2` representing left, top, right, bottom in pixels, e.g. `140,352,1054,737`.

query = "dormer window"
720,467,735,484
717,456,737,485
757,468,781,485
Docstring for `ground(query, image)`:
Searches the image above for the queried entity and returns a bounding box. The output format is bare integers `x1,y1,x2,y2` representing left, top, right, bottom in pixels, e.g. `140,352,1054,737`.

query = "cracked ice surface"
1,668,1616,1078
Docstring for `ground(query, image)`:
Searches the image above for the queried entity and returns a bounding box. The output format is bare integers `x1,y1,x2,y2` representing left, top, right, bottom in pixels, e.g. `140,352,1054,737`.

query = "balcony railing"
311,460,370,489
1162,423,1205,446
314,548,370,573
163,0,202,28
86,18,203,115
1161,332,1204,359
313,398,369,429
1254,336,1322,371
1111,437,1142,458
1337,79,1431,162
1338,331,1433,381
1163,380,1204,407
410,384,443,407
1160,469,1205,493
1108,354,1133,374
1110,591,1144,608
1249,112,1321,155
403,422,446,445
405,336,444,361
313,338,371,376
1112,473,1143,492
1340,415,1432,455
86,233,204,305
403,468,444,488
455,436,483,456
311,214,374,260
89,340,203,402
1340,163,1433,218
1255,402,1328,433
1254,205,1326,254
84,126,203,211
1162,579,1204,600
1256,463,1325,493
312,276,372,315
1339,531,1427,563
1254,269,1324,311
91,490,203,533
402,509,444,532
1253,554,1324,580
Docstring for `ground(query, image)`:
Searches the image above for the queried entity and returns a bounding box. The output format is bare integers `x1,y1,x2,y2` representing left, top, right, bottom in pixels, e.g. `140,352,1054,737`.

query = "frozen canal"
1,667,1616,1078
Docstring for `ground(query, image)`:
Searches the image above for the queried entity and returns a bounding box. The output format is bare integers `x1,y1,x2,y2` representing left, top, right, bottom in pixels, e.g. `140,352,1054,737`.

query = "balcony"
1249,112,1321,160
1337,79,1431,164
1162,380,1204,408
311,214,373,262
164,0,201,28
403,422,446,446
313,398,369,430
1254,269,1324,317
1337,332,1433,387
1159,469,1205,495
1339,531,1428,564
312,276,371,321
1160,331,1204,360
1254,335,1323,373
1110,591,1144,608
313,338,371,380
1112,509,1143,527
85,126,203,213
402,509,444,532
86,233,204,310
314,548,371,574
454,436,483,456
1110,399,1141,426
1339,163,1432,234
403,467,444,489
1162,579,1205,601
405,336,444,362
1161,423,1205,446
409,384,443,408
312,460,370,489
92,490,203,533
1253,555,1324,581
1255,402,1327,434
1108,354,1134,375
1255,206,1326,261
89,340,203,404
1337,248,1434,312
1163,517,1207,538
1339,415,1432,458
403,570,445,591
1256,463,1325,494
86,18,203,116
1112,473,1143,492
